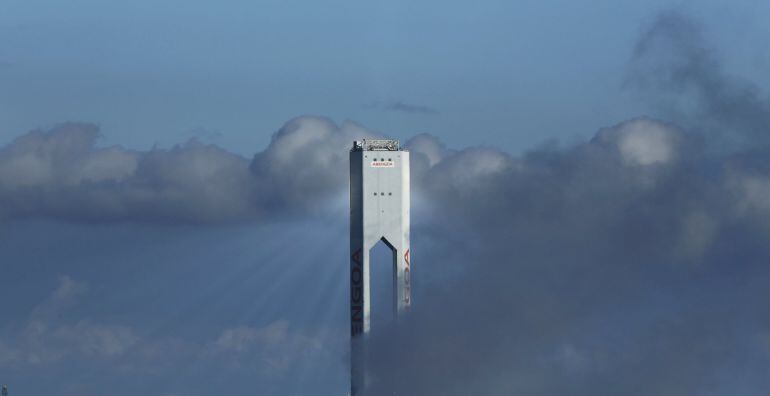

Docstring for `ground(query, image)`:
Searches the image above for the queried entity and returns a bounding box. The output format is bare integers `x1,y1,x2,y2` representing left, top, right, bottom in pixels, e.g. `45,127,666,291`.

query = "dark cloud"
362,113,770,395
354,12,770,395
628,11,770,147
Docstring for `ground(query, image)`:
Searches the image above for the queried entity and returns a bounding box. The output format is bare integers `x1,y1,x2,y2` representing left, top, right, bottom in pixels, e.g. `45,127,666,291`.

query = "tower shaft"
350,140,411,395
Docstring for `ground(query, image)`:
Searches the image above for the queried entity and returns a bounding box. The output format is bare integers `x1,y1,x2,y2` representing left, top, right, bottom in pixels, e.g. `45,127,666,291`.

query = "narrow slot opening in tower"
369,238,396,333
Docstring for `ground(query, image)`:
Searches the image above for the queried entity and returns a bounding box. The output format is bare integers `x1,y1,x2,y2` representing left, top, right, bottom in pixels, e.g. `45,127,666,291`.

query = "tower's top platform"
351,139,401,151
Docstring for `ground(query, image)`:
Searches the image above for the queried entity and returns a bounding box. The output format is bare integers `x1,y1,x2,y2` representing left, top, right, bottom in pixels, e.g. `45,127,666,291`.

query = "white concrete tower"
350,139,411,395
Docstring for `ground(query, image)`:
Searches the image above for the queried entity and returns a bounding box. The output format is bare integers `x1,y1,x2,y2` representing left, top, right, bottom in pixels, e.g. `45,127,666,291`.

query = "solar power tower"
349,139,411,395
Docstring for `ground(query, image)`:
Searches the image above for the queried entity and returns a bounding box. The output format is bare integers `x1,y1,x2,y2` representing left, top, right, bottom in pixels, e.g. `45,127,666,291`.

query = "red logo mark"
351,249,361,264
404,249,410,266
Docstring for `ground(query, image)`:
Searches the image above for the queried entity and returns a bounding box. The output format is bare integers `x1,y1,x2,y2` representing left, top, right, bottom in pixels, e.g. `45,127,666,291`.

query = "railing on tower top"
352,139,400,151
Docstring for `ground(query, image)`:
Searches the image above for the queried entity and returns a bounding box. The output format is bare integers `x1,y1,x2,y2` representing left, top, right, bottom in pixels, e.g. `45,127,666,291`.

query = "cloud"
353,13,770,394
0,276,335,385
367,100,440,115
181,127,224,144
3,101,769,395
209,321,325,375
628,11,770,147
386,101,439,115
213,322,293,353
405,133,454,168
4,276,139,365
0,117,380,224
359,112,770,395
28,275,88,321
593,117,683,166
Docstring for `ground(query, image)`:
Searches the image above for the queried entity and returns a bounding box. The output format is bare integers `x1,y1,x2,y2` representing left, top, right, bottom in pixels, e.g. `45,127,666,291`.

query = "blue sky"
3,0,769,153
2,1,770,395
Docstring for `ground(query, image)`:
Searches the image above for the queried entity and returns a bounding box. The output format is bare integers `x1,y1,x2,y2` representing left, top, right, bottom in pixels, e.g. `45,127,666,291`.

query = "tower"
350,139,411,395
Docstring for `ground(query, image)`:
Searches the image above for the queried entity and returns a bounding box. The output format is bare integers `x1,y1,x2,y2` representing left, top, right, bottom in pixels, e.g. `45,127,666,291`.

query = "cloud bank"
0,276,338,392
0,117,377,223
360,12,770,395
